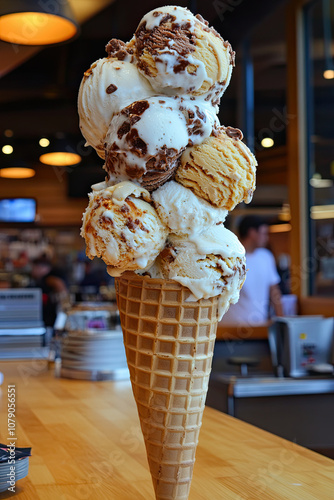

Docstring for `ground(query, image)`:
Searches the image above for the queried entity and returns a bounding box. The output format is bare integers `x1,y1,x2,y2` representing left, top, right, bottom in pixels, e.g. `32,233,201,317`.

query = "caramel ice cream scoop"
81,181,168,276
176,126,257,210
134,5,234,103
145,224,246,320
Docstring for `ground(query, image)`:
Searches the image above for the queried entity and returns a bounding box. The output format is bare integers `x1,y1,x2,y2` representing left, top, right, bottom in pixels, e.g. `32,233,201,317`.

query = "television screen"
0,198,36,223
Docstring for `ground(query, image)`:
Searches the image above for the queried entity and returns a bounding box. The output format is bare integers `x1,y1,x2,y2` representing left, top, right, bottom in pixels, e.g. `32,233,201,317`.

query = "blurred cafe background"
1,0,334,461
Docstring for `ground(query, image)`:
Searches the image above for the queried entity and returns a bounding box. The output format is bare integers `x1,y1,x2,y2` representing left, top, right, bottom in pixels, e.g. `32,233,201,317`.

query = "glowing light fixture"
323,69,334,79
0,0,79,46
311,204,334,220
2,145,13,154
39,138,50,147
261,137,274,148
310,176,333,188
0,167,35,179
269,224,292,233
39,152,81,166
4,129,13,138
39,133,82,166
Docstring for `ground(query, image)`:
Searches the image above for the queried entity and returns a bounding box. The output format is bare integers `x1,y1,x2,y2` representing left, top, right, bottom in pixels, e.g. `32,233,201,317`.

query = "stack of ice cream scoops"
78,5,257,499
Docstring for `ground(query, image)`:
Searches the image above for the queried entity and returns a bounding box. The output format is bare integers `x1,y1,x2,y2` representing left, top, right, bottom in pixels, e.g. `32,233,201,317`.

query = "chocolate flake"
195,106,205,121
195,14,208,26
160,14,177,26
123,100,149,116
225,126,243,140
117,122,131,139
106,84,117,94
105,38,131,60
174,59,190,74
126,129,148,157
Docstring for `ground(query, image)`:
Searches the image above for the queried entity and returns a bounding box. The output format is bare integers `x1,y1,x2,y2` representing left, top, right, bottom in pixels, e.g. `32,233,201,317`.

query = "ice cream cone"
115,273,220,500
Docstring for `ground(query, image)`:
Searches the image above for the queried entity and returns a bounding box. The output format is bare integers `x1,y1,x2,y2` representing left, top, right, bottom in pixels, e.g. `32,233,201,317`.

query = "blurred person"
30,256,69,327
80,260,111,291
223,215,284,326
78,260,114,300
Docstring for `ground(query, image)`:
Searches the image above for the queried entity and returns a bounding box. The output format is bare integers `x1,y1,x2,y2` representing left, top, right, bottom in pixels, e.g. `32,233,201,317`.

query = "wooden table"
0,361,333,499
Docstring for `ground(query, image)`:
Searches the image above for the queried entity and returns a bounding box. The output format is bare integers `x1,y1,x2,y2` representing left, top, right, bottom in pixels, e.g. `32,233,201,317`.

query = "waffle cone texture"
115,273,220,500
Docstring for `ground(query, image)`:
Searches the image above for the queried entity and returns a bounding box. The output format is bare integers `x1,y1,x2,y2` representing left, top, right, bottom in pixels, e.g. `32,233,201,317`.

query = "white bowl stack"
59,304,129,381
0,457,29,492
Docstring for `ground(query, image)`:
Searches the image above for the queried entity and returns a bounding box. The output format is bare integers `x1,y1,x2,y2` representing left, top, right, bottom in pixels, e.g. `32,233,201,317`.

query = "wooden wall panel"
256,145,287,185
0,164,87,226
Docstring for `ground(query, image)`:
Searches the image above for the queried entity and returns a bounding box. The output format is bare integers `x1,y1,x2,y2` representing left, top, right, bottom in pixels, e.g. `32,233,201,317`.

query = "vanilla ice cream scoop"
104,96,218,191
152,180,227,237
145,224,246,319
78,51,154,159
134,5,234,102
176,126,257,210
81,181,168,276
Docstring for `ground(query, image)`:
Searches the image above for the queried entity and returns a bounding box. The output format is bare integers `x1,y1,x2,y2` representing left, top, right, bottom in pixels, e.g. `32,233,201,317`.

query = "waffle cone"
115,273,220,500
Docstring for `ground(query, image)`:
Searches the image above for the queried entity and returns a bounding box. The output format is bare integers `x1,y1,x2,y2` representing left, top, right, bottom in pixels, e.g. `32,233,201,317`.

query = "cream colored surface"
151,181,227,237
81,182,167,276
176,127,257,210
78,57,154,159
159,251,245,319
149,226,246,318
134,6,233,97
0,360,333,500
192,25,232,97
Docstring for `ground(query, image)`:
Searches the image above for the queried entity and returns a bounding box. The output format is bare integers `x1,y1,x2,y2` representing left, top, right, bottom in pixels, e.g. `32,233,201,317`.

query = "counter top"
0,361,333,499
214,374,334,397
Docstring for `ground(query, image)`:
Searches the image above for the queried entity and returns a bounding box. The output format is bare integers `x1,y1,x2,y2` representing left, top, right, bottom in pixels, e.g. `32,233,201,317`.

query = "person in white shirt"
223,216,284,325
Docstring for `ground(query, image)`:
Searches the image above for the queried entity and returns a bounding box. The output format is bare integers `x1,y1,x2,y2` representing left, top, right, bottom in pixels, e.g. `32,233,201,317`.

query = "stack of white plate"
0,457,29,492
59,305,129,381
60,329,129,380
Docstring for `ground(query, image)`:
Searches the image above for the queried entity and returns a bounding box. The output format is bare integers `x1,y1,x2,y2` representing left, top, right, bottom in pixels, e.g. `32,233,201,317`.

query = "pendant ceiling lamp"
0,0,79,46
0,161,35,179
39,151,81,166
39,134,81,166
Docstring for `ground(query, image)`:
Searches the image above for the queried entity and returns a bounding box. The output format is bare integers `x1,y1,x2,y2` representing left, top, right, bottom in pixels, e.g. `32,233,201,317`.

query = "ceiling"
0,0,332,208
